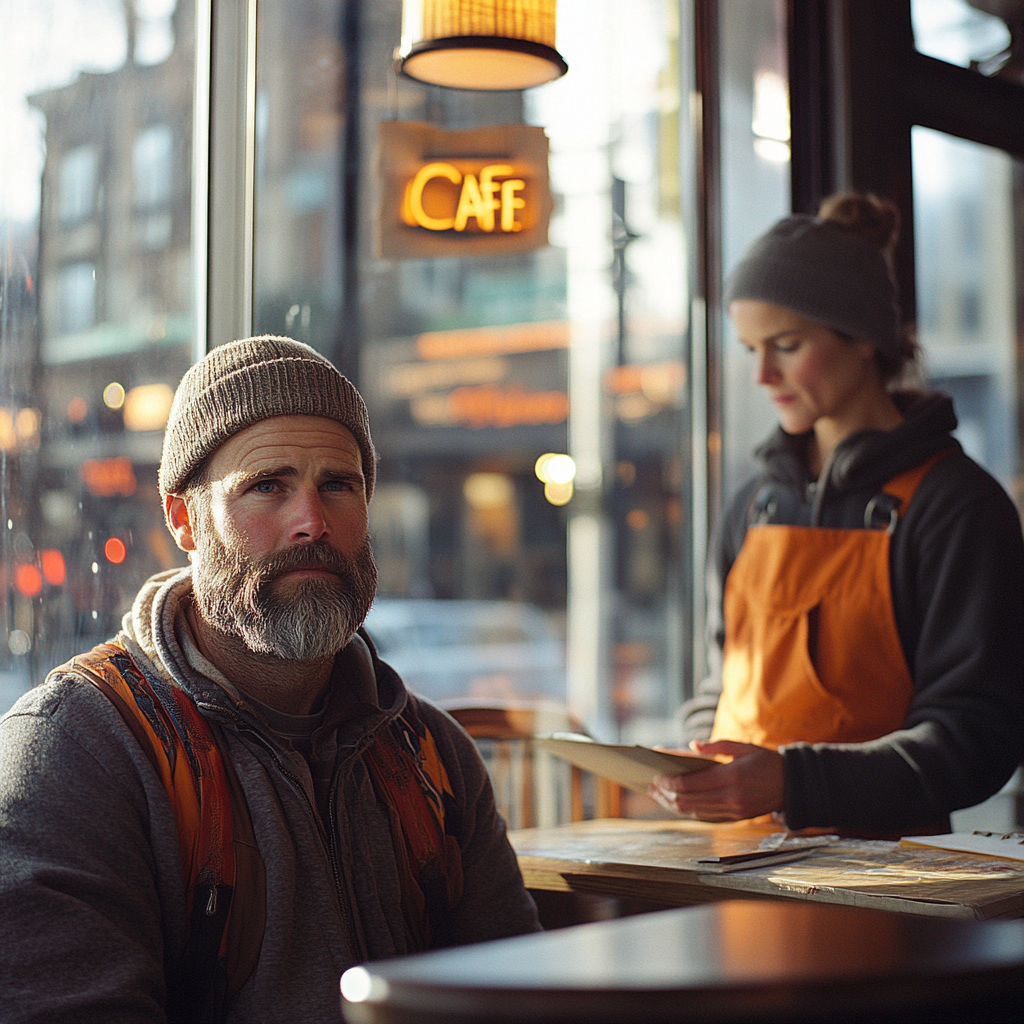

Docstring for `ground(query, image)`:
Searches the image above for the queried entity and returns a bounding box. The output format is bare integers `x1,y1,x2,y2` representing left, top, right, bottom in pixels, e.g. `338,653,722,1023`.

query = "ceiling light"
398,0,568,91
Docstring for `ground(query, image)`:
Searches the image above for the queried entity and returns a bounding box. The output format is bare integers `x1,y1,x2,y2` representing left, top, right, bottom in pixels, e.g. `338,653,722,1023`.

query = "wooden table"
340,900,1024,1023
509,818,1024,920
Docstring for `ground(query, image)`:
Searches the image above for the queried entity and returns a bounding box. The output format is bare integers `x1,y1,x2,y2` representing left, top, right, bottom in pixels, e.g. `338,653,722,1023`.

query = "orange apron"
712,454,946,750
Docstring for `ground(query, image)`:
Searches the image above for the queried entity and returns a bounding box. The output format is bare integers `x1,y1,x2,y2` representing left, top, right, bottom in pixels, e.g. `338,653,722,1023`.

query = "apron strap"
864,448,954,533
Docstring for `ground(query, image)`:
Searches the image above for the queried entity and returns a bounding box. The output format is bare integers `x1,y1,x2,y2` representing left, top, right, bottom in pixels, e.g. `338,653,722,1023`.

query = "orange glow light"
15,564,43,596
81,457,137,497
626,509,650,531
416,320,569,361
448,384,568,428
67,397,88,423
41,550,66,585
104,537,127,564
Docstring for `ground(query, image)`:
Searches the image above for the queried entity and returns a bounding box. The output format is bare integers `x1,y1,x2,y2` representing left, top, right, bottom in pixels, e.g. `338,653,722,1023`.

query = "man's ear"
166,494,197,552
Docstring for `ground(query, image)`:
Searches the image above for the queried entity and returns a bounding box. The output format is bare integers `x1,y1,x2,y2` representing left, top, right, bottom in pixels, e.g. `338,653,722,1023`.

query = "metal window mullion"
204,0,258,353
681,0,722,697
192,0,211,362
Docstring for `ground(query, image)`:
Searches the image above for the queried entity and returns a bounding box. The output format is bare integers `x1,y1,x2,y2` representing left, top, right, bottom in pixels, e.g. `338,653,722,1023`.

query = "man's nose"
286,488,330,542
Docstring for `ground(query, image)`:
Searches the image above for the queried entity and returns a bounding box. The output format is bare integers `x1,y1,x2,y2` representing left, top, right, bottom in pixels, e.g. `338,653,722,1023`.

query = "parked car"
363,598,566,704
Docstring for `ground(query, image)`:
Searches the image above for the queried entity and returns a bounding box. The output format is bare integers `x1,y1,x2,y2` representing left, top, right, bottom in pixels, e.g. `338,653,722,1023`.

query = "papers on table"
900,830,1024,862
536,733,718,794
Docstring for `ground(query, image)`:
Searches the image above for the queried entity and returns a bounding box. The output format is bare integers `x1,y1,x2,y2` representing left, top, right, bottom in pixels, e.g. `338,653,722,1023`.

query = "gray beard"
191,517,378,662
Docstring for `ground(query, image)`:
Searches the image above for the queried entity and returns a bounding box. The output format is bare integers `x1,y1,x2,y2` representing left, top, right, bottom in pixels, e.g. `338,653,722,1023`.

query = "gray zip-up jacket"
0,568,540,1023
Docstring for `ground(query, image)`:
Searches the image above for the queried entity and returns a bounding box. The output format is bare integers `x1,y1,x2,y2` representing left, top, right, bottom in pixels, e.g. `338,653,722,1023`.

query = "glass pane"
911,0,1012,72
252,0,345,356
719,0,791,499
253,0,692,742
1,0,195,714
912,126,1023,506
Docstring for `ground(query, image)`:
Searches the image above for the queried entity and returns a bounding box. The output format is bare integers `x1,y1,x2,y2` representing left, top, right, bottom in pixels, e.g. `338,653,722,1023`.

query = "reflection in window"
912,0,1011,70
59,263,96,332
133,124,173,209
59,145,99,224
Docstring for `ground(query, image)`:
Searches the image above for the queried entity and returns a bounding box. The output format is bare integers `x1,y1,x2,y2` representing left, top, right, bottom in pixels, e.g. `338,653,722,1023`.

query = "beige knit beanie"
159,335,376,499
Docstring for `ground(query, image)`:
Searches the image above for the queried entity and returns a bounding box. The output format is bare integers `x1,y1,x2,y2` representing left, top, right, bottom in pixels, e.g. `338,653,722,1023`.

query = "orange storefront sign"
379,121,552,258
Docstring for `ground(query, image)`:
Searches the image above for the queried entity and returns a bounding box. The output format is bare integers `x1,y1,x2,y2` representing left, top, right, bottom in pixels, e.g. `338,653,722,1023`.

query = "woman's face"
730,299,879,436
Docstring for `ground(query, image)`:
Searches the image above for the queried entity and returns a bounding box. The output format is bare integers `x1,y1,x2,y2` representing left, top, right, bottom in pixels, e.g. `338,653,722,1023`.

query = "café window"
912,126,1024,502
718,0,791,499
252,0,695,741
911,0,1012,72
3,0,794,746
1,0,195,713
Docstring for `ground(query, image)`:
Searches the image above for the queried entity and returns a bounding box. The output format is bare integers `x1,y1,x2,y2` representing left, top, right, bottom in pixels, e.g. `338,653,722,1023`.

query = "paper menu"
900,831,1024,863
536,733,718,794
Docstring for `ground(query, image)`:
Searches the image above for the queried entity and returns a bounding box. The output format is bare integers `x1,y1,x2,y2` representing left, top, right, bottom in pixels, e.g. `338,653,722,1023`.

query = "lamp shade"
399,0,568,91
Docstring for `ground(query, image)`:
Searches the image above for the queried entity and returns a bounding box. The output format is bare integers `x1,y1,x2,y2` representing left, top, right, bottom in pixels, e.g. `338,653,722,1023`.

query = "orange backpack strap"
364,693,465,949
60,641,262,1021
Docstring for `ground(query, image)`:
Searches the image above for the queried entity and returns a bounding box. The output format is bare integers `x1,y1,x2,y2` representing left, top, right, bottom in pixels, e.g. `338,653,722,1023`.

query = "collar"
123,567,403,740
757,390,959,494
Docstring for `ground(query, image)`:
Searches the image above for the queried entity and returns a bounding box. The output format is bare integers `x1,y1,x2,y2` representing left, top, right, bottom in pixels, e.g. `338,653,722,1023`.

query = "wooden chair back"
440,698,623,829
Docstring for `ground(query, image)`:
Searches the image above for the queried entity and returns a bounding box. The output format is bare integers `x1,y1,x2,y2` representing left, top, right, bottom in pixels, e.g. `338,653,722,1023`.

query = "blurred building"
11,0,194,678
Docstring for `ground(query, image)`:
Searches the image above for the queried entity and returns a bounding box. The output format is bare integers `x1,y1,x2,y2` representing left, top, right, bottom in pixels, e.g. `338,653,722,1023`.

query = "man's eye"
774,340,801,353
323,479,354,492
251,480,279,494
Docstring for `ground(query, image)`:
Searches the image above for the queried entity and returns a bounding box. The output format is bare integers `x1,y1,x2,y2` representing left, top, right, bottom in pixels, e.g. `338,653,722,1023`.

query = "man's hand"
648,740,784,821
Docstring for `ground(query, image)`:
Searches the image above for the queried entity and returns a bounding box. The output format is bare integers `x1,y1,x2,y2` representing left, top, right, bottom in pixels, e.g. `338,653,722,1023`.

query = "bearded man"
0,337,540,1024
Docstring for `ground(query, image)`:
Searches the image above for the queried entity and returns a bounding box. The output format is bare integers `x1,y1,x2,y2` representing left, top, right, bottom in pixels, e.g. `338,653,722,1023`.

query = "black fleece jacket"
681,391,1024,832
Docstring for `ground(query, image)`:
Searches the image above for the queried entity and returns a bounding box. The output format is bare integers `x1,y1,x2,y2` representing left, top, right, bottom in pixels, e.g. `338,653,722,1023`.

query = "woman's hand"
648,740,785,821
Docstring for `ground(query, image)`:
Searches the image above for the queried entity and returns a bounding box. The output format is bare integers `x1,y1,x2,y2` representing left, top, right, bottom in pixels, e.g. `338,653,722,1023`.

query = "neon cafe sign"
401,162,527,233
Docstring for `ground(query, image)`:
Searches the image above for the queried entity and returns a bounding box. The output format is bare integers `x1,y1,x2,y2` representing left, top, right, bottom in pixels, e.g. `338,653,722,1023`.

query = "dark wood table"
509,818,1024,919
339,900,1024,1023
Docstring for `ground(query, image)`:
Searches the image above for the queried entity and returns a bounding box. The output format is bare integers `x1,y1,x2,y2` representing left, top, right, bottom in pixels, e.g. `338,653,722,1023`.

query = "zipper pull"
205,886,218,916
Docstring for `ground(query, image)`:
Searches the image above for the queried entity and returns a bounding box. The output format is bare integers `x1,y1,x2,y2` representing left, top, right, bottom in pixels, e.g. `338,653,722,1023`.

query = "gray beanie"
724,215,901,358
159,335,376,499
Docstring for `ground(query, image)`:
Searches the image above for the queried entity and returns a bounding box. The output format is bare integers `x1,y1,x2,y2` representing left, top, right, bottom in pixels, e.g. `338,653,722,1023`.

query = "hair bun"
818,192,899,258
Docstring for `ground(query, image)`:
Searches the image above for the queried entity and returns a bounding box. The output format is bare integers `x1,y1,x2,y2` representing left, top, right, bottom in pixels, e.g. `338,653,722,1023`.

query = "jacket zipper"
199,704,362,960
325,766,369,961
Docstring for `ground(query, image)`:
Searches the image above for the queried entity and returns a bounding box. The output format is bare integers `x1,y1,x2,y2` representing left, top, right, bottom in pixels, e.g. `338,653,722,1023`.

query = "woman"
650,194,1024,834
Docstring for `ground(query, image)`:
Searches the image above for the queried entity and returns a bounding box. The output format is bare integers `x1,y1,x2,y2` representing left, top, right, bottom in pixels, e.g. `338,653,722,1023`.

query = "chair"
439,698,623,830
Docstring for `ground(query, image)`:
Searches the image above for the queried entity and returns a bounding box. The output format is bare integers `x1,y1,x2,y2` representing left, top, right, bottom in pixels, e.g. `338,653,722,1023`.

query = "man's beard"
190,510,378,662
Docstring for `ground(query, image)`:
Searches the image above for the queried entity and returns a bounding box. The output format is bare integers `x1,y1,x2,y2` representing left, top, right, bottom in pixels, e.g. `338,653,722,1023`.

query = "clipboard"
536,733,719,794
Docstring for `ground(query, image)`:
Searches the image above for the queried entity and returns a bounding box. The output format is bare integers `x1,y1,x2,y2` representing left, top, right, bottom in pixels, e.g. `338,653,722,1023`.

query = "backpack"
61,639,463,1022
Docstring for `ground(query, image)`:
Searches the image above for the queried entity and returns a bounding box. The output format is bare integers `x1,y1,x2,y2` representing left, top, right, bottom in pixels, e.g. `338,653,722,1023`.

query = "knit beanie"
159,335,376,499
724,214,901,358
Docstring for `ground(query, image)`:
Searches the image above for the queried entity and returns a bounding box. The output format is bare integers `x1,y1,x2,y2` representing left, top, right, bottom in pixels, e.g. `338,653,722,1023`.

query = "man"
0,337,540,1023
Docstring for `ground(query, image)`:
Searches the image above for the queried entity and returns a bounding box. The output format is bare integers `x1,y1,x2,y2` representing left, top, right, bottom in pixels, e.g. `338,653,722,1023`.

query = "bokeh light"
103,382,126,409
104,537,127,564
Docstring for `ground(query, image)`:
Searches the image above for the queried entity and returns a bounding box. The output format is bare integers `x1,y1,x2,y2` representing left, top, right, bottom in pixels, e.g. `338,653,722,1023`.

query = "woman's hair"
818,192,899,269
817,191,920,387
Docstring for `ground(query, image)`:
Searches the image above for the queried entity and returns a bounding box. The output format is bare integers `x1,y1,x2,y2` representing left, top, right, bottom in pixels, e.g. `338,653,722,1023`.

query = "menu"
536,733,719,794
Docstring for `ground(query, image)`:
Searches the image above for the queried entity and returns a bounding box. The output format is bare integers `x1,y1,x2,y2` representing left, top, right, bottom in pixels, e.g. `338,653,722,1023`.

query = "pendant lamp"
398,0,568,91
